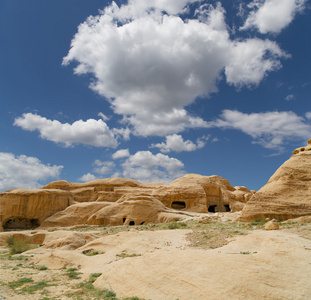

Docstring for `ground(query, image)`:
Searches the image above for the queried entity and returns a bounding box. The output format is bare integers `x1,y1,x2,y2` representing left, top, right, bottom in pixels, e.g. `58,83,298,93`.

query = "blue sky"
1,0,310,192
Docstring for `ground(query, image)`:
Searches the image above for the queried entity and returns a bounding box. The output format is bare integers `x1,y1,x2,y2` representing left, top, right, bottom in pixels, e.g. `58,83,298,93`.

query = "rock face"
0,174,254,231
239,139,311,222
0,189,73,231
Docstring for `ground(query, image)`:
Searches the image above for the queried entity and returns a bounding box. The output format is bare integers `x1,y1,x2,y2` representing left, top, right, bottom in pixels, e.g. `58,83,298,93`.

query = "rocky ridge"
0,174,254,231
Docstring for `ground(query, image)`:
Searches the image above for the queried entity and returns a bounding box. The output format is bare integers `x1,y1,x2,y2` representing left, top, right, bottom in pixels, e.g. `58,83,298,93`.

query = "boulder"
265,219,279,230
239,139,311,221
41,231,95,250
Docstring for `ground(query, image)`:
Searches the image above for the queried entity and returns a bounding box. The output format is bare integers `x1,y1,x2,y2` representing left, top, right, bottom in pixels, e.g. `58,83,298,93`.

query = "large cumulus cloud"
63,0,287,136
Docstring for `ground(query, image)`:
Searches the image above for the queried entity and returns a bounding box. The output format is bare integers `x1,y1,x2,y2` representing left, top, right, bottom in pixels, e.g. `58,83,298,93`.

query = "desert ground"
0,212,311,300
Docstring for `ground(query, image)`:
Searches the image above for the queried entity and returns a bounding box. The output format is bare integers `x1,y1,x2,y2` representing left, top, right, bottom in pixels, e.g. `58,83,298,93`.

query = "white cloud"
151,134,207,153
93,160,115,175
112,127,131,140
126,108,209,137
78,173,98,182
241,0,306,34
0,152,63,192
112,149,130,159
78,160,116,182
306,112,311,120
285,94,295,101
211,110,311,150
63,1,287,136
225,39,288,87
14,113,118,148
98,112,110,121
121,151,186,183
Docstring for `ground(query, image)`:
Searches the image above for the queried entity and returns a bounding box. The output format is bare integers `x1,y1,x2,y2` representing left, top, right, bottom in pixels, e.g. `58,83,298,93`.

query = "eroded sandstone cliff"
238,139,311,221
0,174,254,231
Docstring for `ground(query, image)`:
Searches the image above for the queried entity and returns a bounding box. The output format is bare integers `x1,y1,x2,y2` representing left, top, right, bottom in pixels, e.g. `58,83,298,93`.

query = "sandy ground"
0,213,311,300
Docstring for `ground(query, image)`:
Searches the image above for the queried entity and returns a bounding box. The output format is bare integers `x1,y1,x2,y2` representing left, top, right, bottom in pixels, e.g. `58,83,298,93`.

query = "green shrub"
9,238,31,254
6,235,15,246
167,222,180,229
167,221,187,229
8,277,34,289
36,265,48,270
101,289,116,298
65,267,81,279
89,273,102,283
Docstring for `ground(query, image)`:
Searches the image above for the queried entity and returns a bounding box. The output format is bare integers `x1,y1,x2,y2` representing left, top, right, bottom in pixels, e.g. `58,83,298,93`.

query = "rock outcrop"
0,189,73,231
239,139,311,222
0,174,254,231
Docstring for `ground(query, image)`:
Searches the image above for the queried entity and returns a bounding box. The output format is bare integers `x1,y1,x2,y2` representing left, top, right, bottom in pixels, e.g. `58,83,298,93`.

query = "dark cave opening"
171,201,186,210
3,218,40,231
129,221,135,226
224,204,231,212
208,205,217,213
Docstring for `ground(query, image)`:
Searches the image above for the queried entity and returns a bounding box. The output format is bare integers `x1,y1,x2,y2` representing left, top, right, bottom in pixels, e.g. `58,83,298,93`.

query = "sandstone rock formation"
0,189,73,231
264,219,279,230
0,174,254,231
239,139,311,222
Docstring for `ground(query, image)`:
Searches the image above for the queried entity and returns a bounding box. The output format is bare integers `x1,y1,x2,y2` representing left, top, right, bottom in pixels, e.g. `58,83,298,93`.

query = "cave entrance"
224,204,231,212
171,201,186,210
129,221,135,226
208,205,217,213
3,218,40,231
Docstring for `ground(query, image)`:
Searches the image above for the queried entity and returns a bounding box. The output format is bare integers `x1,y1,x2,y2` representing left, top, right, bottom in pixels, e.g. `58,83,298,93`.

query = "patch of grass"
20,281,48,294
116,252,141,258
7,237,31,254
6,235,15,246
89,273,102,283
8,255,29,261
36,265,48,270
240,251,251,255
167,221,187,229
65,267,82,280
101,289,117,298
250,219,268,226
186,220,250,249
8,277,34,289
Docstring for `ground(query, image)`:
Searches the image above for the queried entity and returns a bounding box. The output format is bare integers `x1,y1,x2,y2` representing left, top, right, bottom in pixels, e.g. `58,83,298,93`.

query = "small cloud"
93,161,115,175
306,112,311,120
285,94,295,101
112,149,130,160
151,134,208,153
112,127,131,140
98,112,110,121
78,173,98,182
241,0,307,34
